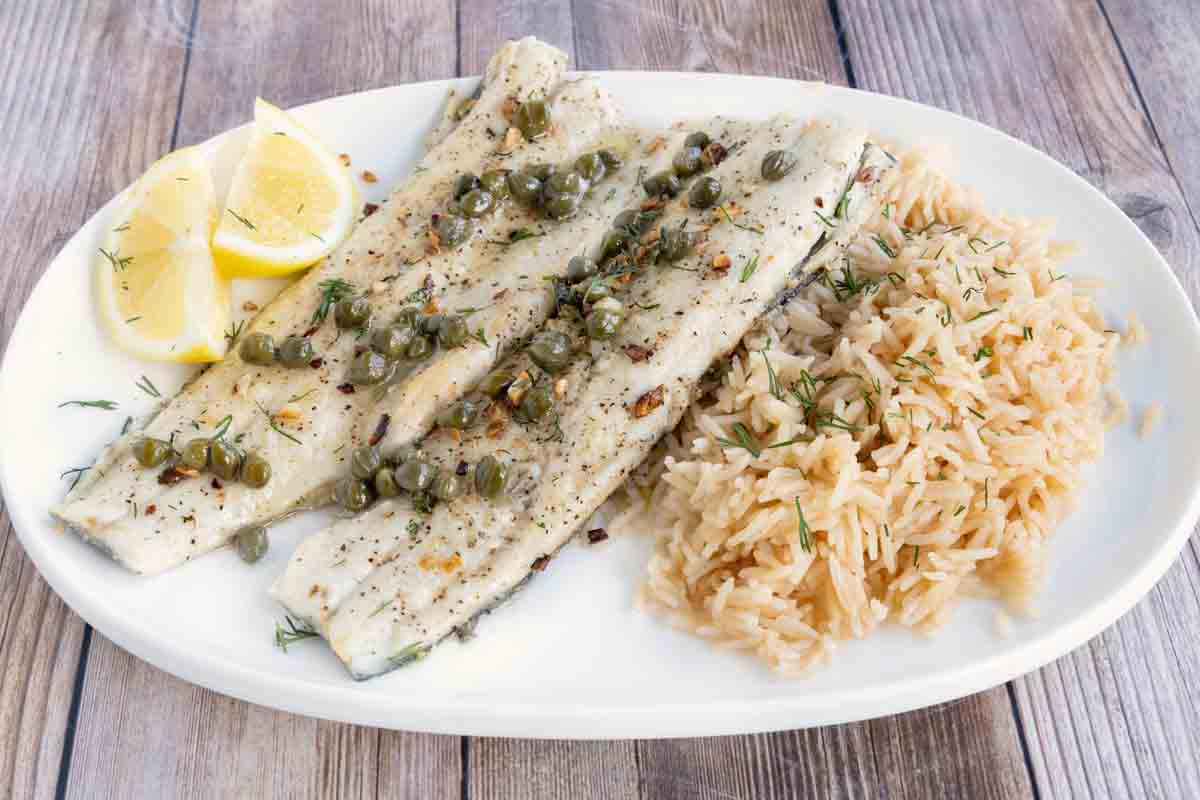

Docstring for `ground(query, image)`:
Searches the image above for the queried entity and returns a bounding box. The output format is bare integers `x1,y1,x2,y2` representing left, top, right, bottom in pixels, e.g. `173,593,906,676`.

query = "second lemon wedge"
213,98,359,278
95,147,229,363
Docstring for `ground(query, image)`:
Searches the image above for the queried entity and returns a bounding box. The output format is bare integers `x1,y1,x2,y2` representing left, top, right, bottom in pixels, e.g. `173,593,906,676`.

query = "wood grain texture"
61,2,462,798
469,739,639,799
839,1,1200,797
0,1,192,797
573,0,845,81
458,0,575,77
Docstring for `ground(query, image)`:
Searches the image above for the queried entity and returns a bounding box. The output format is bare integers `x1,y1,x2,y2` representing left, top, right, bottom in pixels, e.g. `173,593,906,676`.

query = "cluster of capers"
333,445,510,514
239,331,317,368
337,299,471,386
505,149,622,222
554,255,627,341
132,434,271,488
477,365,557,424
642,131,724,210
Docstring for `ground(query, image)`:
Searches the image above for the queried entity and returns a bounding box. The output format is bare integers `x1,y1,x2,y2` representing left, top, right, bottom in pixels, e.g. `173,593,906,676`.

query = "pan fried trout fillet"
272,115,895,678
51,38,649,574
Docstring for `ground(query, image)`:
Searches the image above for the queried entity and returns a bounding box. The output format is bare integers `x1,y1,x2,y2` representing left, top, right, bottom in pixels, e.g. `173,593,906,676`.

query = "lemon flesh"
95,147,230,363
213,99,359,278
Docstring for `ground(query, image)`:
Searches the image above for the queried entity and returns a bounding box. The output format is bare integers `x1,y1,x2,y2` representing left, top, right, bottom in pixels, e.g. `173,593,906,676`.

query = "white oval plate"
3,73,1199,739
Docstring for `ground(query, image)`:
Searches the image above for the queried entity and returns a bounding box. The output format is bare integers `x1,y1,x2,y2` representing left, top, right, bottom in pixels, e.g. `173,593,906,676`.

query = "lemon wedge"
212,98,359,277
95,147,230,363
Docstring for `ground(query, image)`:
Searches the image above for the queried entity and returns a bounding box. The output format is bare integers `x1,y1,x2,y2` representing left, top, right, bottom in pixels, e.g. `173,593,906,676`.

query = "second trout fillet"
273,115,895,678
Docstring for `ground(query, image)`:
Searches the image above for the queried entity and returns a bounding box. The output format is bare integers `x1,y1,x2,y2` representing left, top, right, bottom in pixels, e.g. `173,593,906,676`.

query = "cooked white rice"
624,148,1121,673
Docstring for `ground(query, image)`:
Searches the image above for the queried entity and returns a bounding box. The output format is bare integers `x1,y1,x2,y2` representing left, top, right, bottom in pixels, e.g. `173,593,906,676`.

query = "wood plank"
573,0,845,80
469,739,639,799
458,0,575,77
63,2,462,798
839,1,1200,797
0,1,192,797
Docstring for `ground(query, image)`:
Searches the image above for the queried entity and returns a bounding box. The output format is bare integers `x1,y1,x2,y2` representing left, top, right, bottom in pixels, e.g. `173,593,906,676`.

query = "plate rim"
3,70,1199,738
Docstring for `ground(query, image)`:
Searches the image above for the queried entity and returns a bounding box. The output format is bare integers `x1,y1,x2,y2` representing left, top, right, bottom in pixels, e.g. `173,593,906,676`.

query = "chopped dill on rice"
621,147,1121,674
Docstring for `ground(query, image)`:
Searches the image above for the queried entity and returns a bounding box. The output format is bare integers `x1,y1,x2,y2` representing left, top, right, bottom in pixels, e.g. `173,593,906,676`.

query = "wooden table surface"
3,0,1198,797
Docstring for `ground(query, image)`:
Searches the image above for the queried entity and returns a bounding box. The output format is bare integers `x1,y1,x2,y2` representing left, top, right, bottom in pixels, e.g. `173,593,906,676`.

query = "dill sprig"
795,498,813,553
388,643,431,668
740,253,760,283
226,208,257,230
473,328,489,347
969,308,1000,321
994,266,1016,277
1048,269,1067,283
968,407,986,421
60,465,92,492
790,370,819,413
973,345,993,361
811,411,861,434
313,278,356,324
98,247,133,272
895,355,935,378
828,264,876,301
273,616,319,653
715,422,762,457
489,227,542,245
767,433,813,450
135,374,161,398
59,400,118,410
760,348,785,401
719,205,764,235
872,234,897,259
814,209,836,228
256,401,302,445
224,319,246,346
1022,326,1034,341
209,414,233,440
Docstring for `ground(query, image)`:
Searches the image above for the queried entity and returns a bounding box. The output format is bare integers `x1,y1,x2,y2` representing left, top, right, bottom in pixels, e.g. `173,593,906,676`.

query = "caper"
133,437,171,468
658,225,696,262
437,314,470,349
545,170,588,196
431,472,466,502
394,307,421,330
528,163,555,181
411,490,436,514
239,332,277,365
579,279,612,304
458,188,494,218
384,445,416,468
586,297,625,340
437,394,488,429
600,229,631,259
419,313,443,335
373,466,402,498
672,146,703,177
643,170,681,197
527,330,572,373
454,173,480,199
566,255,598,283
372,325,415,359
235,525,269,564
688,176,723,209
597,149,623,170
543,192,581,220
684,131,711,150
348,350,390,385
477,370,514,397
406,334,434,360
179,438,211,471
474,455,510,499
241,452,272,488
575,152,606,182
210,439,243,481
435,213,473,249
396,456,435,492
506,171,542,206
479,169,509,199
519,385,554,421
334,296,372,329
334,476,373,512
514,98,550,140
761,149,798,181
278,335,315,367
350,445,383,480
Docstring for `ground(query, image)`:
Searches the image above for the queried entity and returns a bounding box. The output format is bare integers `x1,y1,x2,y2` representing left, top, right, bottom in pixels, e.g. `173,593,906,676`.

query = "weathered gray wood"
469,739,639,799
573,0,845,81
61,2,462,798
0,1,193,797
839,1,1200,797
458,0,575,77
